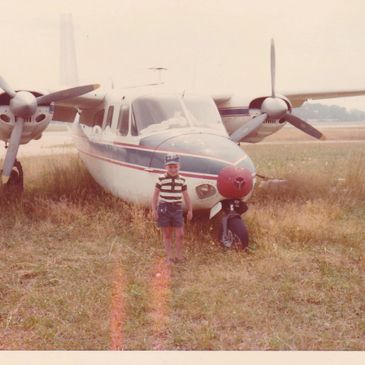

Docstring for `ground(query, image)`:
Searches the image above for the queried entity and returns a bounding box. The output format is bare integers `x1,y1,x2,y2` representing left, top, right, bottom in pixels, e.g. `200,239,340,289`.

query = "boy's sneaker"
166,258,175,265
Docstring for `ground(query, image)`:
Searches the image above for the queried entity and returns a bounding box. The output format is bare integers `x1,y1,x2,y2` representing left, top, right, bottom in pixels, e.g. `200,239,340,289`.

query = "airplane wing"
282,89,365,108
212,87,365,143
52,89,106,123
212,89,365,108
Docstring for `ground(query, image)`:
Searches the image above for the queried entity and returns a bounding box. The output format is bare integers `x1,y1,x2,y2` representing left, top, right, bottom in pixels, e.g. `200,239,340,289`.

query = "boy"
151,153,193,263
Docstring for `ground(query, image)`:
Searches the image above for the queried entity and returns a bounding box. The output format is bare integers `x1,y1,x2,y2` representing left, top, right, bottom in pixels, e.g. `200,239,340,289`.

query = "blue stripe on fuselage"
73,128,250,176
218,107,250,116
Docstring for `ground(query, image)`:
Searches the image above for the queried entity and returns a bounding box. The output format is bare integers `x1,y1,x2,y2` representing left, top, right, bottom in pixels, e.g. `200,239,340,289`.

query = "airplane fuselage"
71,91,257,211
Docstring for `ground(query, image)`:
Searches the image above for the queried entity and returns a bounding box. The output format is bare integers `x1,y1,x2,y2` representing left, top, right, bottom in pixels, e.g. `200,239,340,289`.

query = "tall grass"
0,144,364,350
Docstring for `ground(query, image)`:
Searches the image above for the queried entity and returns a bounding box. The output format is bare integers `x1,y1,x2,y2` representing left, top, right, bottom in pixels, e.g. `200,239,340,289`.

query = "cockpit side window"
117,105,129,136
104,106,114,129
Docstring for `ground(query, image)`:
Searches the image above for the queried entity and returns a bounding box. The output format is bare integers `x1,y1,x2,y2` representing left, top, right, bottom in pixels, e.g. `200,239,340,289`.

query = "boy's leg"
175,227,184,261
162,227,174,261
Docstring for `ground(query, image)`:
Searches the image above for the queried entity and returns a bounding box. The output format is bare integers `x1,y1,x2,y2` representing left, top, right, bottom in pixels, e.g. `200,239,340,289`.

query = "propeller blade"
2,119,24,183
230,113,267,143
283,113,325,140
271,39,276,98
36,84,99,105
0,76,16,98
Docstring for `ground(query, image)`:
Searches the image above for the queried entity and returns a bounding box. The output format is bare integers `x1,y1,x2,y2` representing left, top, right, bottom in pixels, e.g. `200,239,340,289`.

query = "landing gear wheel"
2,160,24,194
219,216,249,250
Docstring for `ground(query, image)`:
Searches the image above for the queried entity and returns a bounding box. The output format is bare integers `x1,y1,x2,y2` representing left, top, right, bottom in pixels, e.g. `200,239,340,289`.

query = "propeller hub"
9,91,37,118
261,97,288,119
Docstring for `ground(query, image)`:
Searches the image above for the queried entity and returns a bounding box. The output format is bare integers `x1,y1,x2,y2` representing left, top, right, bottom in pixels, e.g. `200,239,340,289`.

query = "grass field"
0,126,364,350
264,124,365,142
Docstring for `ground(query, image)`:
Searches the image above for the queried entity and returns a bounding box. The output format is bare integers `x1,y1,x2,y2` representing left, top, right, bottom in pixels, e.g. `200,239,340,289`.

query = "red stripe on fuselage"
78,148,218,180
112,140,245,166
73,132,246,167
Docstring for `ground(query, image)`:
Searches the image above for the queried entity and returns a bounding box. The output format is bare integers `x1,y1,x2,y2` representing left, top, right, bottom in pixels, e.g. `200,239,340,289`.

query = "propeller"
2,118,24,184
283,113,325,140
231,40,325,142
36,84,99,105
271,39,276,98
230,113,267,143
0,78,99,183
0,76,16,97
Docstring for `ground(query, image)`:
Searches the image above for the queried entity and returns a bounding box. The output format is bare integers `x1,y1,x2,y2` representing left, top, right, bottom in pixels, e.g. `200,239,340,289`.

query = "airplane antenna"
148,67,167,83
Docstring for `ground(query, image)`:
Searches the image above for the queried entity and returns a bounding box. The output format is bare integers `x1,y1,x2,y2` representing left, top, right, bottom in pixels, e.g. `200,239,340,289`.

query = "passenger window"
104,106,114,129
117,105,129,136
93,109,105,127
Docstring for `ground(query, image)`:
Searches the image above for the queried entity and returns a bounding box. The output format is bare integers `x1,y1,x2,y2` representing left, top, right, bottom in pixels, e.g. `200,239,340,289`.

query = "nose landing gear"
218,199,249,250
219,215,249,250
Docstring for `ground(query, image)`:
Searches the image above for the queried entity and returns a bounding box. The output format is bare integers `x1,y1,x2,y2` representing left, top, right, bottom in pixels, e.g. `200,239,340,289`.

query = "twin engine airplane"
1,15,365,248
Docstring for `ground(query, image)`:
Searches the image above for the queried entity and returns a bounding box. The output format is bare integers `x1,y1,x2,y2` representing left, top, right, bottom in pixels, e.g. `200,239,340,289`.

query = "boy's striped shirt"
156,173,187,203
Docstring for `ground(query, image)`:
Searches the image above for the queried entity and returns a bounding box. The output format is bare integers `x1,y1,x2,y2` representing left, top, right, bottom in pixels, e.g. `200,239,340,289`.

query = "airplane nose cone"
217,166,253,199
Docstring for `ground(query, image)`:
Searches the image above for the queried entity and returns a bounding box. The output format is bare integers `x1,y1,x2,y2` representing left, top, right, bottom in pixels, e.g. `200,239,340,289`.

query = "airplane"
1,14,365,250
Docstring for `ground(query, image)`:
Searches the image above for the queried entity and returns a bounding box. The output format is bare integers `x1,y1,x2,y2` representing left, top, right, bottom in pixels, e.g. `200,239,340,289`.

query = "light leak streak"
150,257,172,350
110,265,125,350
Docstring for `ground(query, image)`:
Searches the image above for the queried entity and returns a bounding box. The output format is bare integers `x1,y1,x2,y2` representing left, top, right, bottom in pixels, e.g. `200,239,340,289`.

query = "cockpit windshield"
132,96,188,134
183,95,224,132
132,95,226,135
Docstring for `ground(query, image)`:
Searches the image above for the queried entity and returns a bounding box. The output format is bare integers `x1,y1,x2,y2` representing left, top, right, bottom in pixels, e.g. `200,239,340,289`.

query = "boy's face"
165,163,179,176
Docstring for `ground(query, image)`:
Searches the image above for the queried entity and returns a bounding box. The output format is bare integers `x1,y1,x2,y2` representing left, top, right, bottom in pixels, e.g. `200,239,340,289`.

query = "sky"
1,0,365,109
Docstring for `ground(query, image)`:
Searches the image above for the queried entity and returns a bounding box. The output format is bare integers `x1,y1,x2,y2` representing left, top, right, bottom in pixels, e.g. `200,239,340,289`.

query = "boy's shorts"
157,202,184,228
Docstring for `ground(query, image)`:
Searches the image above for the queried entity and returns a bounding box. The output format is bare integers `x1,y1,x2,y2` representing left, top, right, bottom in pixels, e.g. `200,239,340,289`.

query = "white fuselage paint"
78,146,225,210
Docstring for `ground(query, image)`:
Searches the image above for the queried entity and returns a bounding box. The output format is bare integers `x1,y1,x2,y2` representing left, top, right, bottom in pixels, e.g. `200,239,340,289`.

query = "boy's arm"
182,190,193,221
151,187,160,220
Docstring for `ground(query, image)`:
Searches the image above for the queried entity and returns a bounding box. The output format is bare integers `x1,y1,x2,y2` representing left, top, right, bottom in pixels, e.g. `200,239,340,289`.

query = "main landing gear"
1,159,24,194
218,199,249,250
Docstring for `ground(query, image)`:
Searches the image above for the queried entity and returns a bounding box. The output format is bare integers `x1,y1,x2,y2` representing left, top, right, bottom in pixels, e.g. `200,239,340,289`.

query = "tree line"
293,103,365,121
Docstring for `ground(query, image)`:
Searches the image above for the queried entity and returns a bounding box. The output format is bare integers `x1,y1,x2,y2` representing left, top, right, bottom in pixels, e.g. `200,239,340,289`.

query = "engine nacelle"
0,101,54,145
218,94,292,143
249,94,291,112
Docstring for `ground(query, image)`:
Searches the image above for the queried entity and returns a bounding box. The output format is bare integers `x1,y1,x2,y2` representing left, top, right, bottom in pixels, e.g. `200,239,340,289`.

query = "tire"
219,216,249,250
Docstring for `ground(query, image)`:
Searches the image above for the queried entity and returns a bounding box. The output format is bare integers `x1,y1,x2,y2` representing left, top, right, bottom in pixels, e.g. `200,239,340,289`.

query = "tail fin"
60,13,79,86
